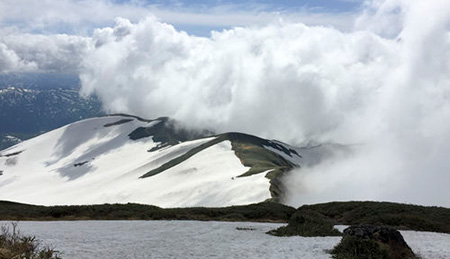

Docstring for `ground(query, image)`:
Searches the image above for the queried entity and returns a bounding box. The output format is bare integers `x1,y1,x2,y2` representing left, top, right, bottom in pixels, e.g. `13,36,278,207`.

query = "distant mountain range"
0,87,103,133
0,72,104,150
0,114,341,207
0,72,80,90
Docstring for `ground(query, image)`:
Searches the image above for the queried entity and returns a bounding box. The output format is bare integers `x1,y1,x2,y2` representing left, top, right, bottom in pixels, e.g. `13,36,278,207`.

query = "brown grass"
0,222,61,259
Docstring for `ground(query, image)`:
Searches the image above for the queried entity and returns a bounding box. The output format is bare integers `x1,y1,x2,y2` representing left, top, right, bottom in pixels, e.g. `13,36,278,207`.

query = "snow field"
3,221,448,259
0,116,272,207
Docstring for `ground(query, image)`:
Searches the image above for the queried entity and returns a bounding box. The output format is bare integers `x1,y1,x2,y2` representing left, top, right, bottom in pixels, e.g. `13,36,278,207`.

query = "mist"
77,0,450,207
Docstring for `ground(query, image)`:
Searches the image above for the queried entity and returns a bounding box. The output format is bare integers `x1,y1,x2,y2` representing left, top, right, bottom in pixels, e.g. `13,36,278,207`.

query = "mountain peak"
0,115,309,207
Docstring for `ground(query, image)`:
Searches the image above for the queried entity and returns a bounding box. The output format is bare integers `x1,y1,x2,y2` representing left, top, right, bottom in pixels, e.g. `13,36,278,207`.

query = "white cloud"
0,33,91,73
284,0,450,207
0,0,152,34
0,42,37,72
79,0,450,207
0,0,357,73
80,17,396,143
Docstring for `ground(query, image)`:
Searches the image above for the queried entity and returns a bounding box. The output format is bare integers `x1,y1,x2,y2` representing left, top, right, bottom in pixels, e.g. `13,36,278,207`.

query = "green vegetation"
331,236,391,259
0,222,61,259
299,201,450,234
330,225,416,259
0,201,295,222
226,133,298,202
229,134,294,179
266,201,450,237
2,200,448,237
268,209,341,237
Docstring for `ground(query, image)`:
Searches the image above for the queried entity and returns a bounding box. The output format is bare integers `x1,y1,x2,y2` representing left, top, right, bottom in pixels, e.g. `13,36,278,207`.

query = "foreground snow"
0,115,271,207
3,221,449,259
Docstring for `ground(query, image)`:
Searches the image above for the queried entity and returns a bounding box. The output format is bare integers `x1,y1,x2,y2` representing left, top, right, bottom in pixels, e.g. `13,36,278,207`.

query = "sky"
0,0,363,36
1,0,450,208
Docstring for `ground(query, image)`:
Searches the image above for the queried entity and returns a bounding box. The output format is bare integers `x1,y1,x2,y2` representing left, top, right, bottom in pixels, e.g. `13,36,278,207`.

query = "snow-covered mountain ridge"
0,115,317,207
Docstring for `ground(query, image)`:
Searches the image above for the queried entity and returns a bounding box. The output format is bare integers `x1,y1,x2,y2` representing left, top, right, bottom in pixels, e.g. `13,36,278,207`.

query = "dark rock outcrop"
331,224,416,259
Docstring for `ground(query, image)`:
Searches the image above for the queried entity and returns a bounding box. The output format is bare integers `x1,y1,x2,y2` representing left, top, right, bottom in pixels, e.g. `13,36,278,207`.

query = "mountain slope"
0,115,305,207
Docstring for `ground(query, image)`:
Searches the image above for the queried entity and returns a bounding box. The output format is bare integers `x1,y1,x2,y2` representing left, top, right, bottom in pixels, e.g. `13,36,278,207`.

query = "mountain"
0,87,104,150
0,72,80,90
0,114,329,208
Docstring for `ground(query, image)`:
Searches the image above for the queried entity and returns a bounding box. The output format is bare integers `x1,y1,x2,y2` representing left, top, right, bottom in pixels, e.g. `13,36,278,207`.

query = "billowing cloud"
0,33,91,73
285,0,450,207
0,0,356,73
0,42,37,72
80,17,397,143
79,0,450,207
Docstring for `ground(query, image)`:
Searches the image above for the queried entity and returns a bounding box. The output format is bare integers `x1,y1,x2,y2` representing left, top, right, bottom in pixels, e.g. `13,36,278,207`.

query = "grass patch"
268,210,341,237
267,201,450,237
330,225,416,259
331,236,390,259
300,201,450,234
0,201,296,223
0,222,61,259
231,140,292,178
